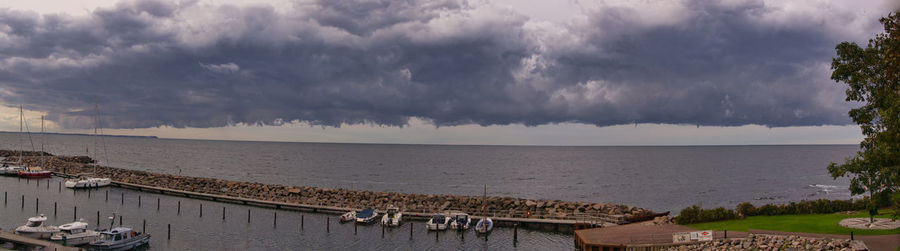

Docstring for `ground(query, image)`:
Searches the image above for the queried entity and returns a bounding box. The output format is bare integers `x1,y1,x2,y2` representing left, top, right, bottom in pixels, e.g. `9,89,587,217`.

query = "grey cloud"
0,0,886,129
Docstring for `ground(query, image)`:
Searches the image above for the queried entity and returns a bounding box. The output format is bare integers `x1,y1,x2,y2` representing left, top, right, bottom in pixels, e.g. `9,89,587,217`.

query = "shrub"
676,198,873,224
675,205,736,224
736,202,755,217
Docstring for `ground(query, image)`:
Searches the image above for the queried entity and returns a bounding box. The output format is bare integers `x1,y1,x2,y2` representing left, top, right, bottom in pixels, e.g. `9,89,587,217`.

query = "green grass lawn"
686,210,900,235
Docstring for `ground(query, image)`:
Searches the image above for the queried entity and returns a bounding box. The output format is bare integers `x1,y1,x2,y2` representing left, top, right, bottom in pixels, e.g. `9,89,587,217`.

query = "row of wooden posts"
9,178,521,244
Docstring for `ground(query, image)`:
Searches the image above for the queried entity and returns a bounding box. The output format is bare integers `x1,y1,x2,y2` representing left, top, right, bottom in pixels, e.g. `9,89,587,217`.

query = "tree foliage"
829,12,900,220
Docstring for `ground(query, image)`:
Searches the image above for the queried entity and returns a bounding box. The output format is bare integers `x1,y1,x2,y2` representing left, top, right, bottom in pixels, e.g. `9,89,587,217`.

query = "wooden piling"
119,215,123,226
97,211,100,226
54,202,57,216
157,197,160,211
301,214,304,230
88,189,91,198
138,195,141,208
177,201,181,214
167,224,171,240
46,180,48,189
105,190,108,201
513,223,518,243
327,217,330,233
121,192,124,205
410,223,413,240
273,212,277,228
222,207,225,221
143,219,146,233
73,206,77,221
200,203,203,217
58,181,61,192
35,197,38,213
436,228,439,242
851,231,854,240
21,195,24,209
3,191,6,204
354,221,358,235
381,223,385,238
247,209,250,223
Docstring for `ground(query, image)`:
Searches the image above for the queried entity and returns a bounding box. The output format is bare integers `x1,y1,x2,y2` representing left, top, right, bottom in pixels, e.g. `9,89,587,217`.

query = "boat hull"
18,171,52,178
15,230,58,240
51,234,98,246
65,179,111,188
90,234,150,251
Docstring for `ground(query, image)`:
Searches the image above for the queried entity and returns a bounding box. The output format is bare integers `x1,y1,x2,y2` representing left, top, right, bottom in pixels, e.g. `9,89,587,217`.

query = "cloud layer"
0,0,889,129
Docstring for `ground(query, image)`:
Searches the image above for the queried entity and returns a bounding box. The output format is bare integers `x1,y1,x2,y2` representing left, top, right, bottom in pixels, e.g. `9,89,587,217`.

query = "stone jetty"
663,234,867,251
1,150,654,222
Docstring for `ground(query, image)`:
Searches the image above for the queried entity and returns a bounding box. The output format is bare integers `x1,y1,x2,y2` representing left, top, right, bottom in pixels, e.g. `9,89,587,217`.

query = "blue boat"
355,208,378,224
89,227,150,251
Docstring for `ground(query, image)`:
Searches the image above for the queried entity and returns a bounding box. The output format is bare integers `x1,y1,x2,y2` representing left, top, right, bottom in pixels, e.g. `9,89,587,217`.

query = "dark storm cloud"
0,0,885,129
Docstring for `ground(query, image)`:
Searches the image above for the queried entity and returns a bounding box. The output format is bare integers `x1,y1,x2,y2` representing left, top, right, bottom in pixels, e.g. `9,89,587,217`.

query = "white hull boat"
426,214,450,231
475,218,493,234
380,205,402,227
15,215,59,239
0,165,25,176
356,209,378,224
51,220,99,246
90,227,150,251
339,211,357,223
65,177,111,188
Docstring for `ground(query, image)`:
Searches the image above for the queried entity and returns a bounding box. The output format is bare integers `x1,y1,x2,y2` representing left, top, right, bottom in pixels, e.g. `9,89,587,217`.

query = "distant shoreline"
0,131,158,139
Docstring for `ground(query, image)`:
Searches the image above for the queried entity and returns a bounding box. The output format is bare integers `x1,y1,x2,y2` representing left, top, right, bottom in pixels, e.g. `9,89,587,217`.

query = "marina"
0,176,573,250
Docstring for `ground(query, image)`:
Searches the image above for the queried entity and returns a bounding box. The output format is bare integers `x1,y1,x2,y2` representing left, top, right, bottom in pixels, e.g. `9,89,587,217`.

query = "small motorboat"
475,217,493,234
15,214,59,239
90,227,150,251
356,208,378,224
0,164,25,176
339,210,357,223
50,219,99,246
426,213,450,231
65,177,112,188
18,167,52,178
380,205,402,227
450,213,471,230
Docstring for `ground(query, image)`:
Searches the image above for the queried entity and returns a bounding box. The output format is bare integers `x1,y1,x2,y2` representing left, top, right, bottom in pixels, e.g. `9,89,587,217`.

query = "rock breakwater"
1,150,654,222
665,234,867,251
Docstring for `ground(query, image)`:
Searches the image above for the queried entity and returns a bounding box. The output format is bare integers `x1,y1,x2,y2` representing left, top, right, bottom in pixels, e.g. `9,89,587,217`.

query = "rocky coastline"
1,150,655,222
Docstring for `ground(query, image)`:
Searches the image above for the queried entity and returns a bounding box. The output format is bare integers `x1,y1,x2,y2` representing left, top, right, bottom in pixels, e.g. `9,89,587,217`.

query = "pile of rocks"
665,234,867,251
4,151,654,221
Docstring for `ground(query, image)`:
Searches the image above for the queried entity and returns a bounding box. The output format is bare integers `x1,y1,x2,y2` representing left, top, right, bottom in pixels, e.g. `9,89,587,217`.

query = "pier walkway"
0,230,80,251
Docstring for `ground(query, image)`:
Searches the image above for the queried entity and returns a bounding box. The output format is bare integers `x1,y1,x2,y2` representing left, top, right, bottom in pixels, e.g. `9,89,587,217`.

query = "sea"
0,133,860,250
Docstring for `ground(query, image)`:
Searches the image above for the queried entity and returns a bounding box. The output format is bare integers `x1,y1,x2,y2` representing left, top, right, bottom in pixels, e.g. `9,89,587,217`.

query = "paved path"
749,229,900,251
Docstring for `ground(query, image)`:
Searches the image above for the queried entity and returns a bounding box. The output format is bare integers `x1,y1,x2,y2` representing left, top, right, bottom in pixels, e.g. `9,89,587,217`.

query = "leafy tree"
828,12,900,222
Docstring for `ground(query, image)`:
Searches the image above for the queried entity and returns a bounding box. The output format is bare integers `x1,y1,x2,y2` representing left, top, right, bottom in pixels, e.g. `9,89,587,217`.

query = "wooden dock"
0,230,80,251
54,172,604,233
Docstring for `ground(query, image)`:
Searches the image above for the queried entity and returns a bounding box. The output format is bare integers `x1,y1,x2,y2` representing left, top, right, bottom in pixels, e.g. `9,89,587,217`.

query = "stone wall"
664,234,867,251
2,151,653,222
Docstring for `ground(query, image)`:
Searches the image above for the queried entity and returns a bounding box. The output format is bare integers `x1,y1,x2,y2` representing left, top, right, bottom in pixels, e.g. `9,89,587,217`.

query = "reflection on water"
0,176,573,250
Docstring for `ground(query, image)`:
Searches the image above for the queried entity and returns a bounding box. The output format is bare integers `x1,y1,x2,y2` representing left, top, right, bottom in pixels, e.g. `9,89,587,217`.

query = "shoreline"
1,150,657,231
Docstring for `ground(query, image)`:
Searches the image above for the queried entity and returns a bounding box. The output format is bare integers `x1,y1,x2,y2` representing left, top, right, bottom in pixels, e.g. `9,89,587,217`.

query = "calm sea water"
0,133,858,213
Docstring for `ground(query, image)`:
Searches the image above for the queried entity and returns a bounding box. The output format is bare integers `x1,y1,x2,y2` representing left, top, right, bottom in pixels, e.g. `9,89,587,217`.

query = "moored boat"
0,164,26,176
475,217,493,234
426,213,450,231
50,219,99,246
380,205,402,227
18,167,52,178
89,227,150,251
14,214,59,239
356,208,378,224
450,213,471,230
339,210,357,223
65,176,112,188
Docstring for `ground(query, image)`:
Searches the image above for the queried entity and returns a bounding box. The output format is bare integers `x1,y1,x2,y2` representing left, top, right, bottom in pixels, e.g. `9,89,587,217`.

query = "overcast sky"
0,0,894,145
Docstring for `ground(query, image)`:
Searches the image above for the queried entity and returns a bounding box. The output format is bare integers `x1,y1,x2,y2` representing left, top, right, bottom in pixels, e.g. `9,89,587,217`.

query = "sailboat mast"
40,116,44,169
18,106,22,164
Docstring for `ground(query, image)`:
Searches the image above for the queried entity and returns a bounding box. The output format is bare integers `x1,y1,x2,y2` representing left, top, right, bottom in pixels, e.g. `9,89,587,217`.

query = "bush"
675,205,737,224
676,198,872,224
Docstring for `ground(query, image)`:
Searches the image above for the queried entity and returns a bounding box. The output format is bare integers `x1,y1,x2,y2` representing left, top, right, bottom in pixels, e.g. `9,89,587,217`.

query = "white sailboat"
66,105,111,189
475,185,493,234
1,106,27,175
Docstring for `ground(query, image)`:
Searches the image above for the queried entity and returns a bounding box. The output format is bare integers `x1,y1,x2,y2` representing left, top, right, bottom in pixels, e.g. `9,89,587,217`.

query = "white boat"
0,164,26,176
450,213,471,230
380,205,402,227
356,208,378,224
339,211,357,223
90,227,150,251
475,217,493,234
15,214,59,239
426,213,450,231
65,177,112,188
474,185,493,234
50,219,99,246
